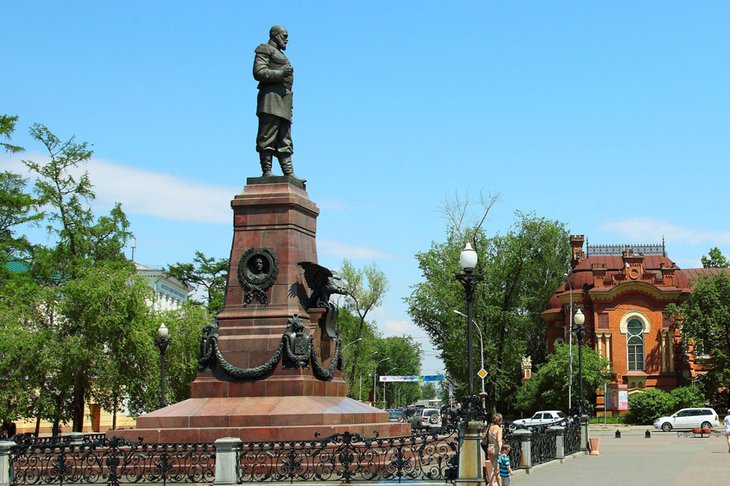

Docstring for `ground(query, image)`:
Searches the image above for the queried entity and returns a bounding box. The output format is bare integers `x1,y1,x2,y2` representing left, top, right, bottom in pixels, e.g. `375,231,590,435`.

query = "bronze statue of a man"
253,26,302,181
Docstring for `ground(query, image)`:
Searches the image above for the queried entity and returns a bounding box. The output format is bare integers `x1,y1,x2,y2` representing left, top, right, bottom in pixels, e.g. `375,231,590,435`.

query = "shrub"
669,385,705,410
627,389,674,424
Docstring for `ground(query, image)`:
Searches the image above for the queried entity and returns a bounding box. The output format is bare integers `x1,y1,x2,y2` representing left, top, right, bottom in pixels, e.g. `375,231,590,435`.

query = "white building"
135,263,193,312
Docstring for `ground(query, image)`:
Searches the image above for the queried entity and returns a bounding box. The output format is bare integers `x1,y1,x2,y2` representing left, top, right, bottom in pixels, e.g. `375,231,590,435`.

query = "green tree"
407,209,570,413
374,336,422,408
15,124,149,432
627,389,674,424
168,251,229,314
515,343,609,414
667,269,730,408
0,115,23,153
144,303,212,411
701,247,729,268
339,259,389,395
0,115,40,263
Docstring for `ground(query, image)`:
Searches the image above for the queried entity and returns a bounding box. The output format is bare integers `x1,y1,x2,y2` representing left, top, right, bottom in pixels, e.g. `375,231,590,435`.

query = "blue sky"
3,1,729,374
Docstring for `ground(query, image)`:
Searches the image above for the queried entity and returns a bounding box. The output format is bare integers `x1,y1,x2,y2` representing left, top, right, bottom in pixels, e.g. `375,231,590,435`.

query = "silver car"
653,408,720,432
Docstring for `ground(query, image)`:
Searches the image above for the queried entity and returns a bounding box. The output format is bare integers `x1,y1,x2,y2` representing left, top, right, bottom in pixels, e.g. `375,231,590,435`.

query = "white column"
668,332,675,372
605,334,611,371
0,441,15,486
660,331,667,372
214,437,241,485
597,333,604,359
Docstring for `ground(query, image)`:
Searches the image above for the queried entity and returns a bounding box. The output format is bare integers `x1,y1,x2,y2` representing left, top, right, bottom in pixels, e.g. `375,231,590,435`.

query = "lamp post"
573,308,586,417
566,270,574,413
455,242,485,485
343,338,362,351
453,309,485,395
373,357,390,405
455,242,483,408
155,323,171,409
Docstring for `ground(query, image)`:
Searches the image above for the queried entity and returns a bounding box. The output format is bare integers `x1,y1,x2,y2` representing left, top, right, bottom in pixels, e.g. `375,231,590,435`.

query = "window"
627,318,645,371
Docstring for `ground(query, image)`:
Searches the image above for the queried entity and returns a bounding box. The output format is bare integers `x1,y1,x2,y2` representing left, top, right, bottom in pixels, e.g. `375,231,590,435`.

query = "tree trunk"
71,382,85,432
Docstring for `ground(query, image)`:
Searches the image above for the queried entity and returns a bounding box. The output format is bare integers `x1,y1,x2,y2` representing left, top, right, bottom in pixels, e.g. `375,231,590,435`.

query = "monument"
113,26,408,443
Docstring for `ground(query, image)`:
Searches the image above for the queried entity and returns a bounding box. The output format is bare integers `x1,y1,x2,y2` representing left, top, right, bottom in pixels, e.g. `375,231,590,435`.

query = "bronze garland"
197,316,342,381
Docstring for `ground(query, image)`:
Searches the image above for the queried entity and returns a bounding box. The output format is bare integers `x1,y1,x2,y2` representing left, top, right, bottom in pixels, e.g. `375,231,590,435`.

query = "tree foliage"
666,261,730,409
406,206,571,413
701,247,729,268
168,251,228,314
515,344,609,414
338,259,389,395
626,386,705,424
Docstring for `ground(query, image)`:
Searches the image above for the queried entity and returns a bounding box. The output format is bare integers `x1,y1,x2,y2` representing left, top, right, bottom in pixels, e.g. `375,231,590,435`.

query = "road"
514,426,730,486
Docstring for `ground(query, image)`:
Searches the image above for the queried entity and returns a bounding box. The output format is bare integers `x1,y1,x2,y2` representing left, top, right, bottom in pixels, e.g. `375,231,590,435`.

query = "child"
497,444,514,486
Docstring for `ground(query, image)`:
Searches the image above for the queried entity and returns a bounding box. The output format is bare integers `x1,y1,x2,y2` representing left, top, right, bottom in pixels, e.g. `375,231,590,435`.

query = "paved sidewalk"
515,427,730,486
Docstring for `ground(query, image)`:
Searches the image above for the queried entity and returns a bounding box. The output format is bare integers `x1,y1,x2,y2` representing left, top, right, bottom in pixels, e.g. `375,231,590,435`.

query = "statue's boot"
260,153,273,177
279,156,306,184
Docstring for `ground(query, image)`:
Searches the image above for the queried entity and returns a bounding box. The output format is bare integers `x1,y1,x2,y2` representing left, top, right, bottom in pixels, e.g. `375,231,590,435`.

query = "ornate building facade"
542,235,729,414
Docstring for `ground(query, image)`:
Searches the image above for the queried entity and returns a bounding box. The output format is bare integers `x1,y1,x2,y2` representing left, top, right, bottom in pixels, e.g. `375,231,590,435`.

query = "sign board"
478,368,487,379
606,385,629,411
380,375,445,382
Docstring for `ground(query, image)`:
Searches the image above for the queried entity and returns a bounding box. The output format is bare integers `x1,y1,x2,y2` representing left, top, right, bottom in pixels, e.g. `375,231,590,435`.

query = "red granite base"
111,396,410,443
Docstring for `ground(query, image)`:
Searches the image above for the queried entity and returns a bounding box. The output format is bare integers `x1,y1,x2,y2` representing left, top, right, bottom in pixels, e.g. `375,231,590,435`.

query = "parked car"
409,408,442,430
509,410,569,431
387,408,404,422
653,408,720,432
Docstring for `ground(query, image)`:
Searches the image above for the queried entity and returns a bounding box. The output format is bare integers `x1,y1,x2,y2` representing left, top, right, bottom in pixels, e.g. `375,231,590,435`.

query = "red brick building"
542,235,729,414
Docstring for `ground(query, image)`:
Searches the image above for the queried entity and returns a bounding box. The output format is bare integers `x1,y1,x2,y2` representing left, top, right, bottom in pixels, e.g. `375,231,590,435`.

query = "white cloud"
318,239,391,260
1,153,238,224
600,217,730,246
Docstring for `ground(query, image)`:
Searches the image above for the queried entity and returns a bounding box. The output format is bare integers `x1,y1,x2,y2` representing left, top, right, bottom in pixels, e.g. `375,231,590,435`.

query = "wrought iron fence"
563,421,582,455
528,426,556,466
10,437,215,485
237,430,458,483
501,432,523,469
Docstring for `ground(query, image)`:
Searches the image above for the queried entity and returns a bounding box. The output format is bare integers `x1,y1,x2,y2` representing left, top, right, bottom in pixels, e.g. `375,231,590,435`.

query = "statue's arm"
253,49,285,83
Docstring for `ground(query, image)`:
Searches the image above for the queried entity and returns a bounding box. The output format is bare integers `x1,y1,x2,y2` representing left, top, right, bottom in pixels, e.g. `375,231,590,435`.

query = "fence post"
0,441,16,486
580,417,589,452
513,429,532,470
549,426,565,462
214,437,242,486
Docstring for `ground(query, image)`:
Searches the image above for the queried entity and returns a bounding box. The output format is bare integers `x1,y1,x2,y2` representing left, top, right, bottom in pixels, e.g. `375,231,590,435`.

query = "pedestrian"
724,408,730,453
497,444,514,486
1,418,16,440
481,412,503,486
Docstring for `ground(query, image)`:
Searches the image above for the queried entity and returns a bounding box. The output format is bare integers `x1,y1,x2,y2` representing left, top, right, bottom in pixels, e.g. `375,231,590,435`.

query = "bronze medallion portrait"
238,248,278,306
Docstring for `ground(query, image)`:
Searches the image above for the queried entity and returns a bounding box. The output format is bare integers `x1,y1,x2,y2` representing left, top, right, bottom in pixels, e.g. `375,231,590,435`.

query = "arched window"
626,319,645,371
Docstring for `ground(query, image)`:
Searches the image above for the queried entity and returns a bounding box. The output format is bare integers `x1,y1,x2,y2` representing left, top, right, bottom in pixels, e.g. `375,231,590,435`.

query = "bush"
626,386,708,424
669,385,705,410
627,389,674,424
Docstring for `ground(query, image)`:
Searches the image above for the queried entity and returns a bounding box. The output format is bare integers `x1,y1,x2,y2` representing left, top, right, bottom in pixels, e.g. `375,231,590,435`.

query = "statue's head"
269,26,288,51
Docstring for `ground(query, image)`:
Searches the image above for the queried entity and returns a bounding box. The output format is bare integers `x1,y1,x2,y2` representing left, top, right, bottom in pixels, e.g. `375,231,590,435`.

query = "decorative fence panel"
501,433,523,469
529,427,556,466
10,438,215,485
563,421,582,455
237,430,458,483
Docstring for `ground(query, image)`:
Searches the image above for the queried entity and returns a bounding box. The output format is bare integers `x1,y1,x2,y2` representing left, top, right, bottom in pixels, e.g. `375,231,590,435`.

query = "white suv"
653,408,720,432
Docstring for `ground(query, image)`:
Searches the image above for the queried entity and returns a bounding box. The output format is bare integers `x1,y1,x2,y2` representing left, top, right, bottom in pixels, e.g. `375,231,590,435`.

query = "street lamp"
573,308,586,417
455,242,485,484
155,323,171,409
566,270,574,412
373,357,390,405
455,242,483,406
453,309,485,395
343,337,362,351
